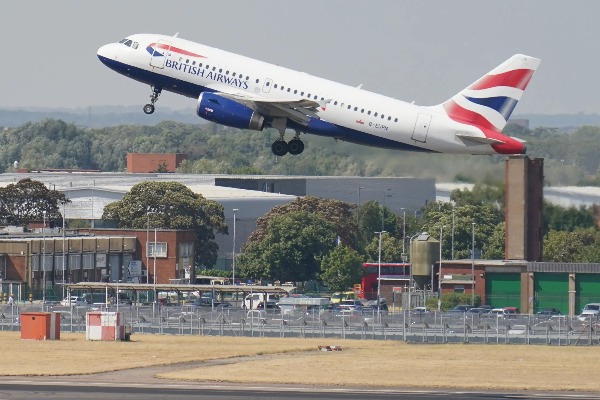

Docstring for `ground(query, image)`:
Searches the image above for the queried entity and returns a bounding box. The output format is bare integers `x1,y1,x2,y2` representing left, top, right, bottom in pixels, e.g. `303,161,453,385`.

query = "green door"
534,273,568,314
576,274,600,314
485,273,521,308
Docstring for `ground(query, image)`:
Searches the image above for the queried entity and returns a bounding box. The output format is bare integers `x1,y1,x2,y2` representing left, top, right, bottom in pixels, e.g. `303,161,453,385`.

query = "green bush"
427,293,481,311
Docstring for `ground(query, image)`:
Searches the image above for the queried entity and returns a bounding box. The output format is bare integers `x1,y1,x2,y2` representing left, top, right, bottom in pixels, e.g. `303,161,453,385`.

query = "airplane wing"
206,84,327,126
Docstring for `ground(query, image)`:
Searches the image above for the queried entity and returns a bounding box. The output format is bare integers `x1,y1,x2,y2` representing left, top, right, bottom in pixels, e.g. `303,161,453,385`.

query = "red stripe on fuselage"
469,69,534,91
150,43,205,58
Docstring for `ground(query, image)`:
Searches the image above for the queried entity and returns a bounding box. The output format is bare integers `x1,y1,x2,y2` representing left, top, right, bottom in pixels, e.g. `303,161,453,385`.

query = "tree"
543,229,600,263
0,178,69,226
238,211,337,282
246,196,356,248
363,232,405,263
320,245,363,292
102,181,227,267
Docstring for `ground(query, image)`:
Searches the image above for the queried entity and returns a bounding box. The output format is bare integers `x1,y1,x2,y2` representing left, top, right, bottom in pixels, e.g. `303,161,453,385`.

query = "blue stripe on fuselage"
98,55,433,153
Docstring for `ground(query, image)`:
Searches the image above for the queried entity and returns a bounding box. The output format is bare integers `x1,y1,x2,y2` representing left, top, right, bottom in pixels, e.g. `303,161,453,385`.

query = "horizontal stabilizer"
456,132,505,145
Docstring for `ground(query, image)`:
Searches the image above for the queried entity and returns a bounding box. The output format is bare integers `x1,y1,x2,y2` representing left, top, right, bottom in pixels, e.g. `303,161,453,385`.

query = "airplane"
97,34,540,156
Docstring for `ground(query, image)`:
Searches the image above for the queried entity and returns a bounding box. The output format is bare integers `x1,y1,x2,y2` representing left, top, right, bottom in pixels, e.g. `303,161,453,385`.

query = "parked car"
60,296,85,307
578,303,600,321
489,307,519,318
338,299,364,311
449,305,474,313
468,307,491,314
536,308,561,316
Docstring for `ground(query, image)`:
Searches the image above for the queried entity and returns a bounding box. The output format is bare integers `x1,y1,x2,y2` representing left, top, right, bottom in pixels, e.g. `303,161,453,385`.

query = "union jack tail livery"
98,34,541,156
440,54,540,154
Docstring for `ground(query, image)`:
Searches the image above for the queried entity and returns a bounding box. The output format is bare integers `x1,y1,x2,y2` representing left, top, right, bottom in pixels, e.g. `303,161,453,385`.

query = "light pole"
146,210,155,284
376,231,386,313
401,208,406,255
438,225,446,311
357,186,364,232
381,188,391,231
154,227,157,295
62,203,66,300
408,232,421,310
42,210,47,307
471,222,476,306
232,208,238,285
451,202,455,260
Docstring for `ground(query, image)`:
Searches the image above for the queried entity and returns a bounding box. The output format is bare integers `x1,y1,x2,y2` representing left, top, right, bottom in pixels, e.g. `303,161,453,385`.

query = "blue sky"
1,1,597,114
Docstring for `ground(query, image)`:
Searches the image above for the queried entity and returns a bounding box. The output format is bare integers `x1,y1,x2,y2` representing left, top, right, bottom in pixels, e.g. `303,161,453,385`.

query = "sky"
1,1,598,115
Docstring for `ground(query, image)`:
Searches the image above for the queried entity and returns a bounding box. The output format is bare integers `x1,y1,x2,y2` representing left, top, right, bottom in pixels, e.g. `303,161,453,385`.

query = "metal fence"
1,303,599,346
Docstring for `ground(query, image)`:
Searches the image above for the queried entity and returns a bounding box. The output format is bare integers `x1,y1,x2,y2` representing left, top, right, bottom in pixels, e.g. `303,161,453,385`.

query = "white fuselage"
97,34,525,155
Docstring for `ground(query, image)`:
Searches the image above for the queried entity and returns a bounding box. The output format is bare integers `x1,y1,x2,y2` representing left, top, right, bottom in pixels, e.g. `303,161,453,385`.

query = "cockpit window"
118,39,134,48
132,42,139,49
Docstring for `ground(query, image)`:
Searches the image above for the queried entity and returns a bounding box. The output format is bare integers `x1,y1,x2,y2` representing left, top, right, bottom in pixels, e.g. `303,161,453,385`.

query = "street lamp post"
376,231,386,313
401,208,406,255
381,188,391,231
357,186,364,231
232,209,238,285
62,203,66,300
154,227,157,296
438,225,446,311
471,222,476,306
451,202,455,260
42,210,47,307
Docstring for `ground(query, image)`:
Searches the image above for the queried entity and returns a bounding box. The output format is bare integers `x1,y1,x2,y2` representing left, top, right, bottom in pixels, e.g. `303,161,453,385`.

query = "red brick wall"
126,153,187,173
89,229,196,284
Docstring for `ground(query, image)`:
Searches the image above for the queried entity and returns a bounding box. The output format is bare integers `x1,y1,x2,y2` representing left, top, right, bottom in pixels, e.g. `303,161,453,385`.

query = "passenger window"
374,112,378,117
232,72,236,76
212,67,216,71
301,92,305,96
394,118,398,122
186,59,189,64
314,95,318,100
226,70,229,75
256,79,260,83
368,111,371,115
381,114,385,119
294,90,298,94
219,68,222,73
388,116,391,121
334,101,338,105
347,105,351,109
361,109,364,113
266,82,270,86
307,93,311,97
192,61,196,65
354,107,358,111
274,84,277,88
287,88,291,92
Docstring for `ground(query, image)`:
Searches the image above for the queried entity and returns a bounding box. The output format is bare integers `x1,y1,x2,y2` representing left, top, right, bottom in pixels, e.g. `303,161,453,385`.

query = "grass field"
1,332,598,391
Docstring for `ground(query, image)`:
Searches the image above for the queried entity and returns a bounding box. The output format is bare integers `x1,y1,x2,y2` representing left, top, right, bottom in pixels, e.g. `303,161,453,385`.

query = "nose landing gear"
143,87,162,114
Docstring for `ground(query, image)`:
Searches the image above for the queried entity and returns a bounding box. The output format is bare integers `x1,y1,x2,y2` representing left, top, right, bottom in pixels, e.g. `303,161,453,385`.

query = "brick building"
126,153,187,173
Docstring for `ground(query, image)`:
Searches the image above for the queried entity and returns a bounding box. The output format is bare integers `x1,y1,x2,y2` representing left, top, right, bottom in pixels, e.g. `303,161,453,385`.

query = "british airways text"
165,60,249,89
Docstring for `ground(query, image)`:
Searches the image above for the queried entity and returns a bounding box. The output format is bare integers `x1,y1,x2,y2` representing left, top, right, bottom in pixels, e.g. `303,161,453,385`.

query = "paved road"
1,380,597,400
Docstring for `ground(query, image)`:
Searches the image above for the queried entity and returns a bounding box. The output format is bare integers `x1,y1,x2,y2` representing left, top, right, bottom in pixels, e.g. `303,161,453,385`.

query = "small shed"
86,311,128,341
20,312,60,340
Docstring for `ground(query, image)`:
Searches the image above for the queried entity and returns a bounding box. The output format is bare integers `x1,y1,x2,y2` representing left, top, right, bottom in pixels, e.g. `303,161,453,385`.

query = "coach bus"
361,262,411,300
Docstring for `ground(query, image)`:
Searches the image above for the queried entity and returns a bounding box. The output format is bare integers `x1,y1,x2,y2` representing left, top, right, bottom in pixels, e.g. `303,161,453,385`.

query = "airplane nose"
97,44,117,65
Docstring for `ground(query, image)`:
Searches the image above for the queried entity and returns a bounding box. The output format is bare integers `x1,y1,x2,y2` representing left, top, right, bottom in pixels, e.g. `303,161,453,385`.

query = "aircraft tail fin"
440,54,541,133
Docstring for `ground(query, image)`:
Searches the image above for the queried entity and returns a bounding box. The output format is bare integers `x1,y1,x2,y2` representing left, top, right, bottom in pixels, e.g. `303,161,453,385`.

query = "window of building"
83,253,94,270
149,242,168,258
179,242,194,257
69,254,81,270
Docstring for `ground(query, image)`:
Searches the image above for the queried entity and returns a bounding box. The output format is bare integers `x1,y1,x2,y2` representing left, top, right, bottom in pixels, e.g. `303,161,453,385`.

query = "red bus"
361,262,411,300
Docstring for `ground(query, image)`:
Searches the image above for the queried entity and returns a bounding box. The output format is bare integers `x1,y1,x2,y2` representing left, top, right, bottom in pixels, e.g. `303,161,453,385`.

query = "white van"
244,293,279,310
578,303,600,321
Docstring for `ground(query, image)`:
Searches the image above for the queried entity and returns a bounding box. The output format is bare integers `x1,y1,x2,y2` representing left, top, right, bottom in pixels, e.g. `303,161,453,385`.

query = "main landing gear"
271,130,305,156
143,87,162,114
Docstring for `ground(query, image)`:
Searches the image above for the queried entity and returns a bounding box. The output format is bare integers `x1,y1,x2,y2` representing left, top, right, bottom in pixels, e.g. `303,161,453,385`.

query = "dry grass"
1,332,599,391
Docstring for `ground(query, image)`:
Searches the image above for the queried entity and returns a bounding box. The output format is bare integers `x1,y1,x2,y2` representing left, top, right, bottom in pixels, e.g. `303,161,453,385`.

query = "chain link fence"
1,303,599,346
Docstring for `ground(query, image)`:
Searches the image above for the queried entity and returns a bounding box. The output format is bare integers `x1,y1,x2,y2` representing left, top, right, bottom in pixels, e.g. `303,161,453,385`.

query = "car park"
338,299,364,311
536,308,561,316
468,307,491,314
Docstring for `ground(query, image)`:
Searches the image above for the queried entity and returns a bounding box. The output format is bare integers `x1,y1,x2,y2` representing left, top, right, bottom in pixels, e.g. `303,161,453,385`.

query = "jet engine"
196,92,264,131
